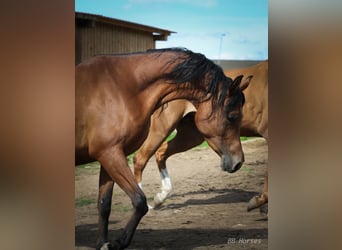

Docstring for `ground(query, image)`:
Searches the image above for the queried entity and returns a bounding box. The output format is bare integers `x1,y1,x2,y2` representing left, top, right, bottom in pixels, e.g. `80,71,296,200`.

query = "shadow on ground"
76,225,267,249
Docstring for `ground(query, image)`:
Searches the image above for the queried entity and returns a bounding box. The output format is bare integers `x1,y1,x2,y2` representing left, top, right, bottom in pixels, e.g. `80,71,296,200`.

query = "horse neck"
131,52,207,115
139,81,205,117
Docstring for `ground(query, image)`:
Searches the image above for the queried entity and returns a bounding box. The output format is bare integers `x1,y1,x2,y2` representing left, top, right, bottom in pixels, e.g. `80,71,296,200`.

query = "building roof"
76,12,175,41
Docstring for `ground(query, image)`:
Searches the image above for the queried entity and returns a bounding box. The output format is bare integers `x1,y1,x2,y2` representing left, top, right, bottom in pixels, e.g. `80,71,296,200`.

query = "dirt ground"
75,138,268,250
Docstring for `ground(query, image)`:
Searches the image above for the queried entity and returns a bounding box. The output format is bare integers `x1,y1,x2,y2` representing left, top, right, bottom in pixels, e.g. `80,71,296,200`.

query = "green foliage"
240,167,254,173
75,198,96,207
75,162,100,177
112,205,132,212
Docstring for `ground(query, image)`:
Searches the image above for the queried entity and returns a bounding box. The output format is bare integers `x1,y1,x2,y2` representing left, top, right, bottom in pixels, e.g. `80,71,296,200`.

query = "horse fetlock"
133,194,148,216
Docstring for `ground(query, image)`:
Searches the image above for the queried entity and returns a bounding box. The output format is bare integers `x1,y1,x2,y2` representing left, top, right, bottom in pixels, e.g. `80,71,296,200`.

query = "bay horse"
133,60,268,211
75,48,249,250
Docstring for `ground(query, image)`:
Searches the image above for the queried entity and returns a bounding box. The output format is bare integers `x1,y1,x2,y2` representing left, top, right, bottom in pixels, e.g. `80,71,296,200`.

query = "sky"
75,0,268,60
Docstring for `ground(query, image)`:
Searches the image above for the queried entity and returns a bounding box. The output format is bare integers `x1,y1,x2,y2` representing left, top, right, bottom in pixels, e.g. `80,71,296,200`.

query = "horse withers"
75,48,249,250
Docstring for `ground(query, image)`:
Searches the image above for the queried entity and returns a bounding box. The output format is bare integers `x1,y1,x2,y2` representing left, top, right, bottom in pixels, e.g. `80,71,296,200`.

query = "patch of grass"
112,204,132,212
75,198,96,207
121,206,132,212
196,140,209,149
127,153,135,164
166,131,177,141
240,167,254,173
75,162,100,176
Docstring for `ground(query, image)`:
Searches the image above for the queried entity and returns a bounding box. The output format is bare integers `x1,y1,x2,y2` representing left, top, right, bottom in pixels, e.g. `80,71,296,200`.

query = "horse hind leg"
153,142,173,207
154,112,204,207
97,146,148,250
133,110,182,189
133,129,173,188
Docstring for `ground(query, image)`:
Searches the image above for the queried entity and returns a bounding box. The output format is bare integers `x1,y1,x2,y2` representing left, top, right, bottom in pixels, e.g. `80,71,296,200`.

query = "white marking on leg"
160,168,172,192
154,168,172,206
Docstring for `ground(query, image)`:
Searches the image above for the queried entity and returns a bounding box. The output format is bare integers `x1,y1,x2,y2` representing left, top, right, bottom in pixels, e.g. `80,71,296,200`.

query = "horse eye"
227,113,237,123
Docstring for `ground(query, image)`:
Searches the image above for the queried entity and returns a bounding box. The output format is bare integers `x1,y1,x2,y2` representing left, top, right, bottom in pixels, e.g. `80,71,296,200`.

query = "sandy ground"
75,138,268,249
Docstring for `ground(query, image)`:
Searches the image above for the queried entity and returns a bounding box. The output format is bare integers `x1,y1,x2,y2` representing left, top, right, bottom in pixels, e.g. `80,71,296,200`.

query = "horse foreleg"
96,166,114,249
97,146,148,250
154,112,204,206
247,167,268,212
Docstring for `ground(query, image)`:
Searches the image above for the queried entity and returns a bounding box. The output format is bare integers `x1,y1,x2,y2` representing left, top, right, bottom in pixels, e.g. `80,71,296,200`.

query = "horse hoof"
100,242,111,250
153,201,162,209
247,196,258,212
153,194,164,207
100,241,120,250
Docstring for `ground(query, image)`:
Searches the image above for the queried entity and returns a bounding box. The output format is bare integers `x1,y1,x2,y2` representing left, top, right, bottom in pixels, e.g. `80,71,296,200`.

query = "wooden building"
75,12,174,64
215,60,263,70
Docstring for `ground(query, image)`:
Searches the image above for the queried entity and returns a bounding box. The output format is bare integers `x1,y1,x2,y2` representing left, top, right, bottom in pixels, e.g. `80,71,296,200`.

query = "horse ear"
240,75,252,91
232,75,244,89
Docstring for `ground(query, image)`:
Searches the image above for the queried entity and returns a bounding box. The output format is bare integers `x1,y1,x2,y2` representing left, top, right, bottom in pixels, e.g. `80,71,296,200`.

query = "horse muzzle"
220,154,243,173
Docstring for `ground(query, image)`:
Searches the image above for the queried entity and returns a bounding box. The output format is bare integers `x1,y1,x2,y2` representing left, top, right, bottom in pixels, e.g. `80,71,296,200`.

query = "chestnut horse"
76,48,249,250
133,60,268,211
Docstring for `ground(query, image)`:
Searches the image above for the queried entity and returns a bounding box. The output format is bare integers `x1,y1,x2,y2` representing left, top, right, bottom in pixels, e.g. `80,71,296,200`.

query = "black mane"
147,48,244,110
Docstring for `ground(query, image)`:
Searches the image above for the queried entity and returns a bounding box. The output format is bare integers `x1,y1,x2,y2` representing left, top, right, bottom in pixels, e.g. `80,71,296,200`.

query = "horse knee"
132,194,148,216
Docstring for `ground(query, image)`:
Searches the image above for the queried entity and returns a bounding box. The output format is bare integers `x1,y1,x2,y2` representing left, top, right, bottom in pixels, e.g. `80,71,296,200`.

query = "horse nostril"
233,162,243,172
221,155,243,173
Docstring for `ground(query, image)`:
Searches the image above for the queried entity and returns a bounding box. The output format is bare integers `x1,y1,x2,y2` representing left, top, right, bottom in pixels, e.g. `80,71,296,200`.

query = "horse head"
195,75,252,173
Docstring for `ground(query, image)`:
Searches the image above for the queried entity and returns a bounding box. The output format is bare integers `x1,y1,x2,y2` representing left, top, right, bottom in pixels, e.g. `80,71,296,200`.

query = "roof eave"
76,12,175,38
